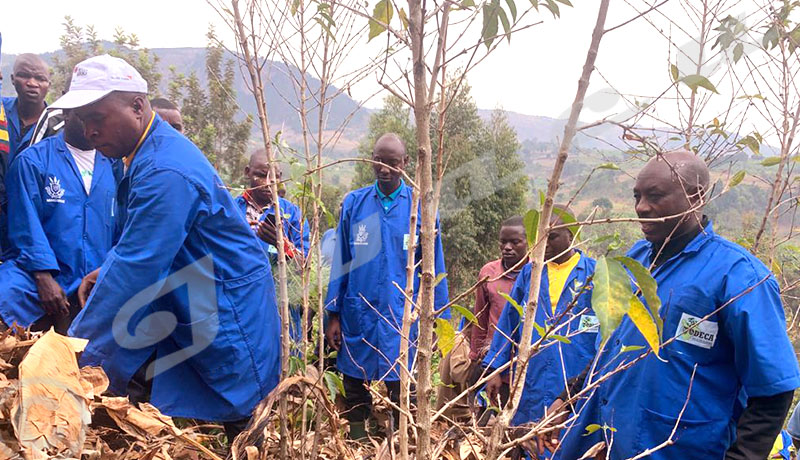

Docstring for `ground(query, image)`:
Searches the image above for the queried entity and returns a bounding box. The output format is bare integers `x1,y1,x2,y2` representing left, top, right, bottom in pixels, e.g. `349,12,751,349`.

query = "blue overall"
325,182,450,381
0,133,116,326
69,116,282,422
484,253,597,428
559,223,800,459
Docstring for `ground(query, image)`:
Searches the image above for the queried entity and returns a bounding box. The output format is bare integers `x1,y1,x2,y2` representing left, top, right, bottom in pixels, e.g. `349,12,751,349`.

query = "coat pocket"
634,408,727,459
340,295,364,337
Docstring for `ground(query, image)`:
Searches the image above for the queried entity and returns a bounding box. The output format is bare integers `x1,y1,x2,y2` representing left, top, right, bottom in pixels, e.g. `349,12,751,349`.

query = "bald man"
4,54,50,159
1,54,51,258
557,151,800,460
324,133,450,439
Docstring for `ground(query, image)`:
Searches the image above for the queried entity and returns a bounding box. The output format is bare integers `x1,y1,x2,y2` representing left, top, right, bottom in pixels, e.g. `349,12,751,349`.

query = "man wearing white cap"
59,55,281,441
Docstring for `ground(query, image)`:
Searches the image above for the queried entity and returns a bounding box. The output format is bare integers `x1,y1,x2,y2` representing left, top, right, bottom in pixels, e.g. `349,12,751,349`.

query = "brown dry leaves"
0,328,226,460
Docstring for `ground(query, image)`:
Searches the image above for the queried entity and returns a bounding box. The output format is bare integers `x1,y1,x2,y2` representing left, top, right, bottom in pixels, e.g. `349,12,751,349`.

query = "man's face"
633,161,698,243
545,224,573,262
12,61,49,106
499,225,527,268
155,108,183,133
75,94,143,159
245,160,277,204
62,110,92,151
372,144,407,189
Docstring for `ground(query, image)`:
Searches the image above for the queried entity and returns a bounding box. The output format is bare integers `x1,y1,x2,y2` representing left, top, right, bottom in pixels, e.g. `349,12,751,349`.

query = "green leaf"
505,0,518,21
539,190,546,207
482,0,500,49
323,371,345,401
523,209,540,247
291,0,301,16
460,0,476,7
763,24,780,49
736,135,760,156
551,334,572,344
368,0,393,42
533,322,546,338
596,162,620,170
591,256,634,342
555,0,573,5
679,74,719,94
733,42,744,62
529,0,539,10
670,63,679,82
436,318,456,355
584,424,602,436
620,344,645,353
435,272,448,287
543,0,560,17
614,256,663,338
499,291,524,318
398,8,409,30
497,5,511,41
452,304,478,325
761,157,782,167
552,207,581,241
727,170,746,188
626,295,661,357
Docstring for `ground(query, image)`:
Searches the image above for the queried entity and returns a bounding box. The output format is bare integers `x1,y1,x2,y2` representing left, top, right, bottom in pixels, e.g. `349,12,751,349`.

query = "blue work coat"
559,223,800,460
0,133,116,326
325,182,450,381
483,253,597,427
2,97,39,161
69,116,281,422
233,194,310,257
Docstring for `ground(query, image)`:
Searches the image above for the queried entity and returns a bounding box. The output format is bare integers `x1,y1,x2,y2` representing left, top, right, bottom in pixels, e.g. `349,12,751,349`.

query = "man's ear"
131,95,146,116
244,166,251,176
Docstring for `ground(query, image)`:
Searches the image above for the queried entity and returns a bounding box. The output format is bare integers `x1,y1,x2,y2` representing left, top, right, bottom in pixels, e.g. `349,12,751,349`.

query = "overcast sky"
0,0,762,126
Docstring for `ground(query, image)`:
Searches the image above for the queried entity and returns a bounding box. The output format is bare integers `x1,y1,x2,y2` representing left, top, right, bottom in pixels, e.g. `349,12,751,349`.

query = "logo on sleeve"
45,176,65,203
676,313,718,349
354,224,369,246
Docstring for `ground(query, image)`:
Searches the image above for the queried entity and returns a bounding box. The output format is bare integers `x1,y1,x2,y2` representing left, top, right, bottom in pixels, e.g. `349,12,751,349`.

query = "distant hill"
6,46,762,160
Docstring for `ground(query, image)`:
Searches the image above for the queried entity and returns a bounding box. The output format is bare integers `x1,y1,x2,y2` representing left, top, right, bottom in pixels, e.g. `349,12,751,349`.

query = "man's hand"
485,373,504,405
326,314,342,351
33,271,69,316
256,220,278,247
535,398,568,456
77,269,100,307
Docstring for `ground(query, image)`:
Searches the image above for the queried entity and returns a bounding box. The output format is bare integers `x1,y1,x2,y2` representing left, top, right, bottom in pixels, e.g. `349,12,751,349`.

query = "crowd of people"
1,41,799,459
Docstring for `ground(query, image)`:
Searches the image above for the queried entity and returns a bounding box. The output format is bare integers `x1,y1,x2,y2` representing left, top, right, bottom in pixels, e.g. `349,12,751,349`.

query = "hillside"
0,46,646,160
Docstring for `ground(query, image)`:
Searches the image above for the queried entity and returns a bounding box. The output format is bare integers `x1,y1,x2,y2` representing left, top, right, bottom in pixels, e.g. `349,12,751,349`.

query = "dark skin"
154,107,183,133
633,151,707,245
500,225,527,270
326,133,409,351
34,111,93,316
77,92,152,306
11,54,50,128
486,215,576,406
533,153,709,458
244,153,282,247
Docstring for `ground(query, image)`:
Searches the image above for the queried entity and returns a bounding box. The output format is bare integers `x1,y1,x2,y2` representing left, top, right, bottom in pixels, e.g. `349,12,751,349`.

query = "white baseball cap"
50,54,148,110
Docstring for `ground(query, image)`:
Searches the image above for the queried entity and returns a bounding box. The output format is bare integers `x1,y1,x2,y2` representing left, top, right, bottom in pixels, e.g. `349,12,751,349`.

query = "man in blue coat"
556,151,800,460
55,55,281,441
0,107,116,333
234,150,309,258
483,208,596,458
325,133,450,439
235,150,310,349
3,54,50,161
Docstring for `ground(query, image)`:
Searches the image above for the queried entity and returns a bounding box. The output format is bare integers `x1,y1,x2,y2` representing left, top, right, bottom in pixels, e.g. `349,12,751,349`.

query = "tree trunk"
486,0,611,457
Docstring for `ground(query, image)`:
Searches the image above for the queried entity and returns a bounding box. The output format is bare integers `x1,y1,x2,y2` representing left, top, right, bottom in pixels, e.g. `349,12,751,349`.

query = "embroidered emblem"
354,224,369,245
45,176,65,203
